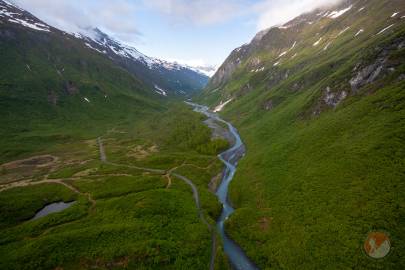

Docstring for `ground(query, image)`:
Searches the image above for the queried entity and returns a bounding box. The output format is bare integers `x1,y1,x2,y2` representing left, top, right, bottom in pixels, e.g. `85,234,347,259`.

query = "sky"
11,0,343,67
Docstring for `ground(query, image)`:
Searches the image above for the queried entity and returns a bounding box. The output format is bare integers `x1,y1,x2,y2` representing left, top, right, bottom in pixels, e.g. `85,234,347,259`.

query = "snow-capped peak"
1,0,21,10
76,28,156,67
75,27,210,77
72,27,211,83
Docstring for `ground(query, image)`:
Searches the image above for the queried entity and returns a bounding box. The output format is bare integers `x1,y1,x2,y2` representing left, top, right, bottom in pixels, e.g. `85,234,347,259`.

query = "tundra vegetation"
0,104,231,270
197,0,405,268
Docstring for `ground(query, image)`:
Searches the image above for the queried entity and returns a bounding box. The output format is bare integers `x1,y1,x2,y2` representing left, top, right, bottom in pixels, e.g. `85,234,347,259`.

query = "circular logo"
364,231,391,259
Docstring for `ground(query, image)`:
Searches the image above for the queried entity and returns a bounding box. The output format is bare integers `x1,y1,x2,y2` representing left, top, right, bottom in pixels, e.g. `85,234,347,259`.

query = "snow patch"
7,18,50,32
313,37,322,46
278,41,297,59
324,41,332,51
337,27,350,37
213,98,233,113
0,4,50,32
391,12,399,18
377,24,395,35
1,0,22,10
273,61,280,67
85,43,105,54
154,85,167,96
84,97,90,103
72,32,83,39
328,5,353,19
358,7,365,12
278,51,288,58
355,29,364,37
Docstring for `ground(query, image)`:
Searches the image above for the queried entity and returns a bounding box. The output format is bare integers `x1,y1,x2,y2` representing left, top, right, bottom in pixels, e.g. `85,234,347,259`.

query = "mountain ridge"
204,0,404,102
75,27,211,96
1,0,209,97
196,0,405,268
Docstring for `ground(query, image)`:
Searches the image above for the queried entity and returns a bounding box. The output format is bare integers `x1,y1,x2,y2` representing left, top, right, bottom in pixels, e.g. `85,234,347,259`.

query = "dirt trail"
0,178,96,208
97,137,107,162
97,137,217,270
0,138,217,270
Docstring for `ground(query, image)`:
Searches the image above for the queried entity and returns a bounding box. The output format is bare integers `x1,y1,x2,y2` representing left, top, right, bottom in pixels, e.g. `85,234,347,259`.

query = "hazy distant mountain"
76,28,210,97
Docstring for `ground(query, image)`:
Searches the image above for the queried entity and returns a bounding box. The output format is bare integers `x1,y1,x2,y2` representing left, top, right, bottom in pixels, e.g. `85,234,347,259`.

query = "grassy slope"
0,23,163,163
226,81,405,269
197,0,405,269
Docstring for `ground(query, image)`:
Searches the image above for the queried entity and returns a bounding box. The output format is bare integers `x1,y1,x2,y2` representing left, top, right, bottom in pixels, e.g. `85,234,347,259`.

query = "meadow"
0,103,231,270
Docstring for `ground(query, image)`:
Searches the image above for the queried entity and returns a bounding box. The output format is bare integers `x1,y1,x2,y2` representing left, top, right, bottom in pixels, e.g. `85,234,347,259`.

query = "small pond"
31,201,76,221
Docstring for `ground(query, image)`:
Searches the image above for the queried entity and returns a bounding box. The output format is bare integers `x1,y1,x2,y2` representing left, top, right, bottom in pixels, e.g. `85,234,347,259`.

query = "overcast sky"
11,0,343,67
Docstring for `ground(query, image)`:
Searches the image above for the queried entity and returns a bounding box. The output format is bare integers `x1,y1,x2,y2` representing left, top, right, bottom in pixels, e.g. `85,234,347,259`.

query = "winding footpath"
0,178,95,205
1,137,217,270
1,115,254,269
188,102,259,270
97,137,217,270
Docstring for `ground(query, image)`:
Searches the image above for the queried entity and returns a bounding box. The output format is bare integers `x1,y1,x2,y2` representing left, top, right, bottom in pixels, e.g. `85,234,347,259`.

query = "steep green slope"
197,0,405,268
0,9,164,163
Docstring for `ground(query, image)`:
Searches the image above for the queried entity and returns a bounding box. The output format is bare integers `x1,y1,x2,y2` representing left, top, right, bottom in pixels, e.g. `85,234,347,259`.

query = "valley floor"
0,104,232,270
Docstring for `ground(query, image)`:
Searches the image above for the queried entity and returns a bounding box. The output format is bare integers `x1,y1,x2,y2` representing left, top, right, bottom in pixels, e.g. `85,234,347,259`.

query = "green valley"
1,0,405,269
0,1,227,269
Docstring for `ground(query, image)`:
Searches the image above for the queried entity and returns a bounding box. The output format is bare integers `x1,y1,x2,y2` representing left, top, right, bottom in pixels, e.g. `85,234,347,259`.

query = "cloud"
10,0,345,40
254,0,344,30
9,0,346,65
142,0,344,29
166,57,218,69
11,0,141,42
143,0,249,25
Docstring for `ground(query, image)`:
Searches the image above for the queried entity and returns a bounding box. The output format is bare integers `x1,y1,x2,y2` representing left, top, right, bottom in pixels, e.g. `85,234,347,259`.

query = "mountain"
76,28,209,97
0,0,167,161
204,0,405,105
0,0,208,98
197,0,405,268
0,0,210,161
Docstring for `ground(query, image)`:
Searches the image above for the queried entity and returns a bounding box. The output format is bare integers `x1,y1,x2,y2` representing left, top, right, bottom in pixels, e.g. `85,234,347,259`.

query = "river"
187,102,258,270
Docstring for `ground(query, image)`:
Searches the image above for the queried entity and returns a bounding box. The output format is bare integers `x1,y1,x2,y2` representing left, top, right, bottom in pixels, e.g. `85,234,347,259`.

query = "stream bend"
188,102,258,270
